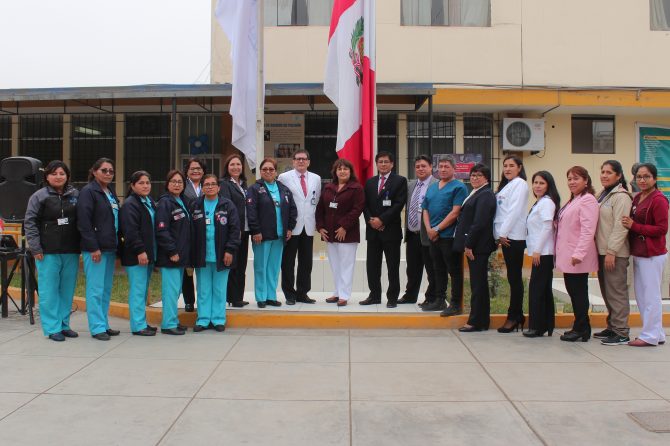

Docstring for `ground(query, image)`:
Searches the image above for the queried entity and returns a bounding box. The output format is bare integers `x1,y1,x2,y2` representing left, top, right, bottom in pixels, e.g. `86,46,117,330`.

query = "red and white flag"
324,0,376,182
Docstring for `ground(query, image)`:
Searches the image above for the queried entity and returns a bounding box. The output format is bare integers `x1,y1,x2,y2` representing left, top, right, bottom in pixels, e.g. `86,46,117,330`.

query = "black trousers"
182,269,195,305
404,231,436,300
502,240,526,321
467,252,490,329
528,255,555,333
281,231,313,300
563,272,591,334
227,232,249,303
429,237,463,308
366,235,401,301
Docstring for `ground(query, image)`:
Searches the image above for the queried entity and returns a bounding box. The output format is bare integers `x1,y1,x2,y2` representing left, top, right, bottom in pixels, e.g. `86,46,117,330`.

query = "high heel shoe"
497,315,525,334
560,330,590,342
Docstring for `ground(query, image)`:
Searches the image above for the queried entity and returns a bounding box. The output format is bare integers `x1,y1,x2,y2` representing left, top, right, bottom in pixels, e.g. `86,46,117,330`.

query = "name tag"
57,217,69,226
311,198,317,205
173,213,185,221
383,200,392,207
193,213,203,220
205,218,212,225
329,202,338,209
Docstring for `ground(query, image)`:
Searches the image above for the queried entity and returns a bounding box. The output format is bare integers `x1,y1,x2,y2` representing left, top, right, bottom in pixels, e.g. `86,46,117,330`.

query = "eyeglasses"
294,157,309,161
261,168,276,172
203,183,218,188
189,167,203,172
470,173,484,178
169,180,184,185
99,168,114,175
636,175,653,181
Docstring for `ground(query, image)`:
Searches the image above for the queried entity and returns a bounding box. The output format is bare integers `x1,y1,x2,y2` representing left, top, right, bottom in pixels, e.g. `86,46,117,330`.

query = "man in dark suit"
360,151,407,308
398,155,438,305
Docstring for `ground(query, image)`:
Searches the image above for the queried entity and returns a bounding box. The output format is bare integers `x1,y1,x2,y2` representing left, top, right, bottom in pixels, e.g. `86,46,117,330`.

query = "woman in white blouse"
494,155,530,333
523,171,561,338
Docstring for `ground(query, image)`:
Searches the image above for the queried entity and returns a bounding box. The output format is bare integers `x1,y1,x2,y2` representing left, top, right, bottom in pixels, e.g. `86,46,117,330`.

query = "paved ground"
1,310,670,445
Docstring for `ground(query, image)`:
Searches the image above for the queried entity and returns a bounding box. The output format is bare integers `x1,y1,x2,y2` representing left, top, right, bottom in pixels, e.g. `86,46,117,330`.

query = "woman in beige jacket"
595,160,633,346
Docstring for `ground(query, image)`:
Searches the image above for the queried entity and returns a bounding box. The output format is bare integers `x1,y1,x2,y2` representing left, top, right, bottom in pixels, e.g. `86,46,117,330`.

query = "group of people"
22,149,668,347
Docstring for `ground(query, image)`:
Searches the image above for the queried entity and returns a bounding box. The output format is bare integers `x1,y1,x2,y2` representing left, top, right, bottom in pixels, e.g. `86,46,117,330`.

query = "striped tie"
408,182,423,231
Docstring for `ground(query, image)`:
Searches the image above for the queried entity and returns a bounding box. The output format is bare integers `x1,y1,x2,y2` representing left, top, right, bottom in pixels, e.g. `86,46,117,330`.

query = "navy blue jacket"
453,185,497,255
119,193,156,266
246,180,297,242
219,177,247,230
76,180,119,253
190,195,241,271
155,193,191,268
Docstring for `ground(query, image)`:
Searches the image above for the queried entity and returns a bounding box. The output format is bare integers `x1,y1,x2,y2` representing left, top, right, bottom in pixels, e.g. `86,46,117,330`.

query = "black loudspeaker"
0,157,43,222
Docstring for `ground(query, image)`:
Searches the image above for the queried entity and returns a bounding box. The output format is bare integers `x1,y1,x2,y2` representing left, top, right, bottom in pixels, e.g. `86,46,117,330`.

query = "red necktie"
378,175,386,194
300,174,307,197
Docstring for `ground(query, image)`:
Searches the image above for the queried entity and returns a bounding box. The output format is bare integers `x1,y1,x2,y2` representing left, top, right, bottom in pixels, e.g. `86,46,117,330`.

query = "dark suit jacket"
219,177,247,230
363,172,407,241
453,185,497,255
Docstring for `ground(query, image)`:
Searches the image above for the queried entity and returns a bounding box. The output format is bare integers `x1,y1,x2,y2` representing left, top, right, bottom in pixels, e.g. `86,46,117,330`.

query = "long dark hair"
601,160,628,191
127,170,151,196
87,157,114,182
637,163,659,189
566,166,596,198
43,160,71,190
497,155,527,193
330,158,358,184
222,153,247,184
531,171,561,220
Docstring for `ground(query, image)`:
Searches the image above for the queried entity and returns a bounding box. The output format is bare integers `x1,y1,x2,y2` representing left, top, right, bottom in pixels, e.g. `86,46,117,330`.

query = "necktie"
300,174,307,197
378,175,386,194
408,182,423,231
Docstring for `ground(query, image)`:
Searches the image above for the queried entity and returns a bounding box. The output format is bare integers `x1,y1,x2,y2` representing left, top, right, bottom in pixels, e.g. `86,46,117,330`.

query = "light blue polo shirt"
422,179,467,238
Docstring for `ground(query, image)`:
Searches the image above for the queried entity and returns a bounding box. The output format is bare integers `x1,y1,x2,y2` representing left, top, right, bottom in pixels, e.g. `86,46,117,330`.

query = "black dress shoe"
214,324,226,332
296,296,316,304
397,296,418,304
133,328,156,336
49,333,65,342
440,306,463,317
386,301,397,308
61,329,79,338
359,297,381,305
106,328,120,336
177,324,187,331
161,328,185,335
229,301,249,308
146,325,157,332
421,300,445,312
185,304,195,313
560,330,590,342
285,297,296,305
523,329,549,338
93,332,111,341
193,325,207,332
458,325,484,332
257,301,267,308
418,300,429,307
266,300,282,307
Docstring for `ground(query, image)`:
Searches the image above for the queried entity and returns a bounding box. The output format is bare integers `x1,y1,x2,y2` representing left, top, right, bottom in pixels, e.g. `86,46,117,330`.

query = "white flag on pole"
215,0,262,169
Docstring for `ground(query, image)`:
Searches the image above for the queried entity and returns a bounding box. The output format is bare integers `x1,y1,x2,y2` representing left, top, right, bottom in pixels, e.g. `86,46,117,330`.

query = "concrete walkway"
1,311,670,445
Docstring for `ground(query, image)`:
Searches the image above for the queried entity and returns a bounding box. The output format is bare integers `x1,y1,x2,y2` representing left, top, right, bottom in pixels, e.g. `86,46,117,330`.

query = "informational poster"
636,123,670,200
264,114,305,174
432,153,482,180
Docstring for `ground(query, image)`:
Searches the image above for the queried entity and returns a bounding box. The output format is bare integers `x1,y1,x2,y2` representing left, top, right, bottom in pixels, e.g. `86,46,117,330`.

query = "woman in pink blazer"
555,166,599,342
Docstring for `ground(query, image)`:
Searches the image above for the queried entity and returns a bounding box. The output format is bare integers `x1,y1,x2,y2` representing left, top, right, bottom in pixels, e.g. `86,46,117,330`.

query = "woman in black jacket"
219,154,250,307
119,171,157,337
453,164,497,332
246,158,297,308
77,158,120,341
24,160,80,342
190,174,241,332
156,170,191,335
182,157,207,313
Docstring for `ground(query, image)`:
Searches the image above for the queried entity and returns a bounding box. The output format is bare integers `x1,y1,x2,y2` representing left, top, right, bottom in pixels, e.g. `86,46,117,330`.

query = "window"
401,0,490,26
19,115,63,167
0,116,11,161
179,114,223,178
378,113,398,167
651,0,670,30
70,114,116,190
125,115,171,198
407,113,455,177
265,0,334,26
571,116,615,154
304,112,338,180
464,113,493,166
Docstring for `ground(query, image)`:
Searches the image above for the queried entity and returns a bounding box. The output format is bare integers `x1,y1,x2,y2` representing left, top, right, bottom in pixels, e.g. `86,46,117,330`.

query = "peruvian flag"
324,0,376,182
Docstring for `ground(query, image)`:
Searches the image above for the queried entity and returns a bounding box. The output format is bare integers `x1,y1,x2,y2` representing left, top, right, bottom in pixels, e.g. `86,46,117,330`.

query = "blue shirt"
141,196,156,262
265,181,283,237
204,198,218,263
106,190,119,232
422,179,468,238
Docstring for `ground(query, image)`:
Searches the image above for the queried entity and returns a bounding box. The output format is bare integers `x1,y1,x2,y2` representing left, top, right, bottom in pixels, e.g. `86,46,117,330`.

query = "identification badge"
205,218,212,225
57,217,69,225
383,200,392,207
311,198,317,205
329,202,338,209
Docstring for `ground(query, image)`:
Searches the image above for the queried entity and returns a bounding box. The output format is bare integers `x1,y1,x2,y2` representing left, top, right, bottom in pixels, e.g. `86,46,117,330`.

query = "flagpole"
255,0,265,179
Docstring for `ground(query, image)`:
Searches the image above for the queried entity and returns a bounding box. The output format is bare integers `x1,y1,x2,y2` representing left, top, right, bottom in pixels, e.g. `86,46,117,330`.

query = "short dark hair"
375,151,394,163
293,149,310,160
164,169,187,192
222,153,247,183
127,170,151,196
414,155,432,165
470,163,491,182
259,157,278,171
43,160,71,189
185,158,207,177
330,158,358,184
437,156,455,167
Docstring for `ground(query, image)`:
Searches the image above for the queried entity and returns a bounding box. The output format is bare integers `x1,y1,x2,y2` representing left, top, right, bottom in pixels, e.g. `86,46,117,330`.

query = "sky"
0,0,212,89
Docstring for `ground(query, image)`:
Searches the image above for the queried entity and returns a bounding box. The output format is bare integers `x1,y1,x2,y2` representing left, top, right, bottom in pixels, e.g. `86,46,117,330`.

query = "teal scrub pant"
126,264,153,332
36,253,79,336
83,251,116,336
252,239,283,302
195,262,228,327
160,267,183,329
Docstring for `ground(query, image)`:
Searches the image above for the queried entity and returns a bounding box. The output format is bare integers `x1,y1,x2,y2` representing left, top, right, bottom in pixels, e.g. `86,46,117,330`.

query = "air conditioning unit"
502,118,545,152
